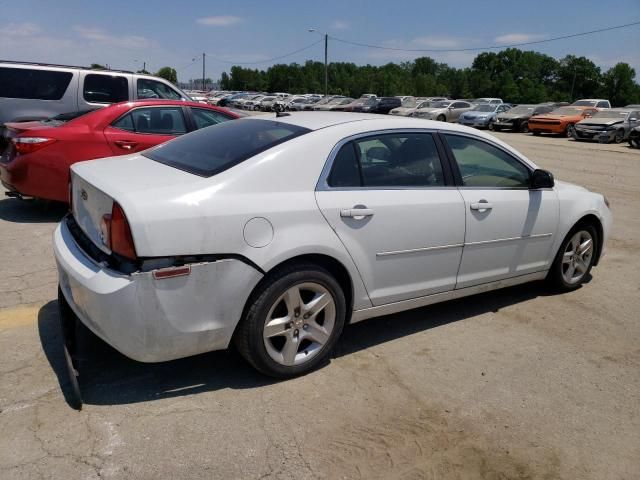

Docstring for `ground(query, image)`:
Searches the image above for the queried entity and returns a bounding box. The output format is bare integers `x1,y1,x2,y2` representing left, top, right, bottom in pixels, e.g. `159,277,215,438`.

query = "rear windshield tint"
143,119,311,177
0,67,72,100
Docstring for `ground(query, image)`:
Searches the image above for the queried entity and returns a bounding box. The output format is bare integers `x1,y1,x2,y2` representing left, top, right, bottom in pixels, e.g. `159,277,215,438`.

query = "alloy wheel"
561,230,594,285
263,282,336,367
566,124,576,138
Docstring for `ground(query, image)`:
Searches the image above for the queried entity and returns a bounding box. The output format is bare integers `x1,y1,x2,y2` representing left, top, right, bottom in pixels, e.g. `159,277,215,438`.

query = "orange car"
528,106,598,137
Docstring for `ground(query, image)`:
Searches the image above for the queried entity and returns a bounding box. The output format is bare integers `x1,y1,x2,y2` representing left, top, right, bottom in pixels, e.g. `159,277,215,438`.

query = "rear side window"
0,67,72,100
112,107,187,135
143,119,310,177
596,101,609,108
83,74,128,103
137,78,182,100
328,133,445,188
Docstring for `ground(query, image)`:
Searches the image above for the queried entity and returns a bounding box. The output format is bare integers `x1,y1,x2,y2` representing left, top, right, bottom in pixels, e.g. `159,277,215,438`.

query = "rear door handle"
340,208,375,219
114,140,138,150
470,202,493,211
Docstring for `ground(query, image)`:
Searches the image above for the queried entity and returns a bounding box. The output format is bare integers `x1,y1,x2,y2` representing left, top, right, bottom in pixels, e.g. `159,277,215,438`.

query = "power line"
204,39,322,65
330,20,640,53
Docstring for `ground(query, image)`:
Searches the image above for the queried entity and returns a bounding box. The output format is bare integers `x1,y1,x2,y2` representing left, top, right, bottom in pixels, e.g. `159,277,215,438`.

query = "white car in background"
55,112,611,378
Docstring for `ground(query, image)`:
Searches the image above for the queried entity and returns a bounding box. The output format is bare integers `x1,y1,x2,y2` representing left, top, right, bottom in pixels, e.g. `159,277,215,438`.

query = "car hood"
554,180,589,195
577,118,623,127
462,111,494,118
497,112,532,120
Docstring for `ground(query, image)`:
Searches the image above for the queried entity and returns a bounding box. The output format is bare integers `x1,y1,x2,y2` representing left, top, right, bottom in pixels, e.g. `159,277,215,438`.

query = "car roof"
247,111,498,135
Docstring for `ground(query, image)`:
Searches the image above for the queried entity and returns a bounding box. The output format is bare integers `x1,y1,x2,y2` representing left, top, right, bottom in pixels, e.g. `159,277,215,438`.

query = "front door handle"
340,208,375,219
114,140,138,150
470,201,493,211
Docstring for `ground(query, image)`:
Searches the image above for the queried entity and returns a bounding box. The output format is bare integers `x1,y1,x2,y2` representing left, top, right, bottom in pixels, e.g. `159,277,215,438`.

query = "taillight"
100,203,137,260
12,137,56,155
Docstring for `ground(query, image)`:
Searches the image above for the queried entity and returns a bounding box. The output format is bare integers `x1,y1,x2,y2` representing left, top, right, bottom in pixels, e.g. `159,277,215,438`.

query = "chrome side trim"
377,243,464,257
376,233,552,257
465,233,552,247
349,270,548,323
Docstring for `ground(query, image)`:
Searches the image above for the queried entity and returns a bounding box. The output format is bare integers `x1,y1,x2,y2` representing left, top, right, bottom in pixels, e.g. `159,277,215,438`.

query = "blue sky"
1,0,639,83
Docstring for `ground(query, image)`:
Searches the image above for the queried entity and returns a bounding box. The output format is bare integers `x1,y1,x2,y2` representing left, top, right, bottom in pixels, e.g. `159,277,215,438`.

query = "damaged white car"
54,112,612,379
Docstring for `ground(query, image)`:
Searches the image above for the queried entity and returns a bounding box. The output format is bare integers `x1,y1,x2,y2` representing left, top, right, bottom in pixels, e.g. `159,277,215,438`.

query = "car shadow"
38,279,581,409
0,197,67,223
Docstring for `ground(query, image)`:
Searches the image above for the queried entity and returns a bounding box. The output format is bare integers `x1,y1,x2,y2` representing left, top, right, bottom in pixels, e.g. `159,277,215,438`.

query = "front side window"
328,133,445,188
83,74,128,103
0,67,72,100
596,101,609,108
137,78,182,100
444,134,530,188
191,108,233,130
143,119,310,177
112,107,187,135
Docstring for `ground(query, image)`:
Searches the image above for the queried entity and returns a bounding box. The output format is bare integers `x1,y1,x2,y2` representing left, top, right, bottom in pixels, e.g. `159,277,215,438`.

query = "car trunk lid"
70,153,207,255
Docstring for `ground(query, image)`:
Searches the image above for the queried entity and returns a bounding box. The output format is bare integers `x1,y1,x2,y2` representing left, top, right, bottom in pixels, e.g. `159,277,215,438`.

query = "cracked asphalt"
1,133,639,479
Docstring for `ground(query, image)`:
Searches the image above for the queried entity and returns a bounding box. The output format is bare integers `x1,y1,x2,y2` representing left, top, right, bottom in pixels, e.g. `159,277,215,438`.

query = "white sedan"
54,112,612,378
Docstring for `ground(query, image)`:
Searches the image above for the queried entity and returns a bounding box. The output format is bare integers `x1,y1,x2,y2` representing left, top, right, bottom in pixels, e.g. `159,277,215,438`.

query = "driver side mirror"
531,169,554,189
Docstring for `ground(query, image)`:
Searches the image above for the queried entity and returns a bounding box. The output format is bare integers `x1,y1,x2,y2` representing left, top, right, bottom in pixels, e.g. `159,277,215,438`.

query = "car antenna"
276,111,290,118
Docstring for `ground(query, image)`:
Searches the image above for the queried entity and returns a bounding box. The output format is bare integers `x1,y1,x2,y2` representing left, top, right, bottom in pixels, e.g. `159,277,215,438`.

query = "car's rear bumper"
54,219,263,363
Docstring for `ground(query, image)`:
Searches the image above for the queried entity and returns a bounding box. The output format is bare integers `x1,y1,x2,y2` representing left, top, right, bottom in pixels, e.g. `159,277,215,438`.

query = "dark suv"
374,97,402,114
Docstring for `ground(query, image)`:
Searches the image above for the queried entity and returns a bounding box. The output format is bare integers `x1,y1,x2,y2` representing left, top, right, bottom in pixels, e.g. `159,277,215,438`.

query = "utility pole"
324,34,328,97
202,53,206,91
308,29,329,96
143,61,146,72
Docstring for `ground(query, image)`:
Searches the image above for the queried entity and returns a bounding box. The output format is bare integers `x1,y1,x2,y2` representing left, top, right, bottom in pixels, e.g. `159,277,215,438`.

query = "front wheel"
488,121,495,131
437,114,446,122
547,223,598,291
520,122,529,133
566,124,575,138
234,263,346,378
630,136,640,148
613,130,624,144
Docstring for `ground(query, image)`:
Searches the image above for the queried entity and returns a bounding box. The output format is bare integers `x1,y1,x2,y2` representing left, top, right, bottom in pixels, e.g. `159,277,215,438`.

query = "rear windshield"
143,119,311,177
0,67,73,100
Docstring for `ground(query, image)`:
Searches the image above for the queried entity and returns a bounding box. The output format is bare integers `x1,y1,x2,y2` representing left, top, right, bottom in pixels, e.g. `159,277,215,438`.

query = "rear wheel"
548,223,598,291
235,263,346,378
630,135,640,148
437,114,446,122
520,122,529,133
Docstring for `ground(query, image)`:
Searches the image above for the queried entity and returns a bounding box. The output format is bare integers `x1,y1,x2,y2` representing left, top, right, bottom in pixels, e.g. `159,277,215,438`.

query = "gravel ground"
0,131,638,480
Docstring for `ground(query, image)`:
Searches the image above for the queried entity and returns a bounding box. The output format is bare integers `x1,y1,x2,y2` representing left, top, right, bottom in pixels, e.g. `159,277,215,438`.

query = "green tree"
155,66,178,85
602,63,639,107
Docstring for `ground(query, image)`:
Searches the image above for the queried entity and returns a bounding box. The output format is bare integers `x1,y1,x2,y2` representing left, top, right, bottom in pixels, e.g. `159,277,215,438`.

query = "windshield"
143,119,311,177
508,106,535,115
401,98,417,108
590,110,630,119
472,104,495,112
572,100,597,107
550,107,584,116
327,97,345,105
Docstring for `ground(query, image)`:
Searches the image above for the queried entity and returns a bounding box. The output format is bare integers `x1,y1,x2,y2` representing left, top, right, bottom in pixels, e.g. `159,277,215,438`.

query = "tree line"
217,48,640,107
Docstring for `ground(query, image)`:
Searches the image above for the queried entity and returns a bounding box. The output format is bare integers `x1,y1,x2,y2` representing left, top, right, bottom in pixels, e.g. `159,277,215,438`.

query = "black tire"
547,222,598,291
532,131,541,136
437,114,446,122
565,124,575,138
234,263,346,378
630,136,640,148
493,125,502,132
613,130,624,144
488,121,495,131
520,122,529,133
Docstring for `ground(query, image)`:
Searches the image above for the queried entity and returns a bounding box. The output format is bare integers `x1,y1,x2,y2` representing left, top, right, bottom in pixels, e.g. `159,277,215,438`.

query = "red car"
0,100,238,202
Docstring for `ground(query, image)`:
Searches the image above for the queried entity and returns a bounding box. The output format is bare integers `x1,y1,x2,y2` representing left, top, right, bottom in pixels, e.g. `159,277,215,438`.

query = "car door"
450,102,471,122
315,131,465,306
442,133,559,289
103,105,188,154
